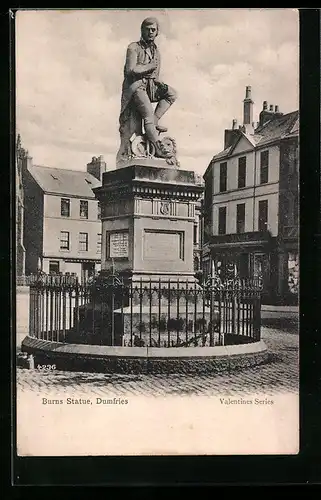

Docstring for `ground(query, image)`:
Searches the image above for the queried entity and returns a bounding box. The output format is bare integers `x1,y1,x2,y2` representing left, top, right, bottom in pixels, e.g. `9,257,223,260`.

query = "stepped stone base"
21,336,269,375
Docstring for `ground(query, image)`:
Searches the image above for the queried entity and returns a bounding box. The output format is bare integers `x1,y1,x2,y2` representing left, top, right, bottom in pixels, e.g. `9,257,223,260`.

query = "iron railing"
28,275,262,347
17,273,79,287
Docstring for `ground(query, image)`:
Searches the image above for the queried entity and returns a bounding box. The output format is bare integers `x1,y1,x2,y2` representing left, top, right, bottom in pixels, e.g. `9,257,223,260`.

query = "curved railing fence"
28,275,263,347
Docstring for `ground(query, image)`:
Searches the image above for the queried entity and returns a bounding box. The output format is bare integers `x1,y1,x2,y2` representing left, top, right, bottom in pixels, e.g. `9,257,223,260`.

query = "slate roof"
211,110,299,163
212,146,233,160
28,165,101,198
254,110,299,147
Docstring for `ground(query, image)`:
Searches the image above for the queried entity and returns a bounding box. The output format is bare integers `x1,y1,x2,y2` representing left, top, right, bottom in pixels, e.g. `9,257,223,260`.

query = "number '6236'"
37,364,56,370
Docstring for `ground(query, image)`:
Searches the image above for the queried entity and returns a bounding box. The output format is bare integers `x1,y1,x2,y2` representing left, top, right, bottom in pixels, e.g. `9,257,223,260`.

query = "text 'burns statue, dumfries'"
116,17,180,168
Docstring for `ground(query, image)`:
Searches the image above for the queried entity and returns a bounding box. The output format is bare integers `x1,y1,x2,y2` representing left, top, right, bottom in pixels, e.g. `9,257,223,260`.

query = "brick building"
202,86,299,304
22,155,106,281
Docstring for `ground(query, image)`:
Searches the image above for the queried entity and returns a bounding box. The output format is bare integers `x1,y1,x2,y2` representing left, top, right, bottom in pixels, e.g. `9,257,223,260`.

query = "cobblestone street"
16,327,299,397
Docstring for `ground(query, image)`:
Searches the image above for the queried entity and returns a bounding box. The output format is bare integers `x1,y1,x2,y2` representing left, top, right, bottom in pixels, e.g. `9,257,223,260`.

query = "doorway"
81,262,95,284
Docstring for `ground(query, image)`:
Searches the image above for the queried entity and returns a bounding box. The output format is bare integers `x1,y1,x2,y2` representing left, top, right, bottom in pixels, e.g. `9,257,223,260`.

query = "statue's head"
141,17,159,43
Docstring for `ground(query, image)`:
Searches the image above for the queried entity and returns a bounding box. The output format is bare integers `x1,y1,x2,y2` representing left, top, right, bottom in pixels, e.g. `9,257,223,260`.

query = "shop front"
287,251,299,296
203,232,276,303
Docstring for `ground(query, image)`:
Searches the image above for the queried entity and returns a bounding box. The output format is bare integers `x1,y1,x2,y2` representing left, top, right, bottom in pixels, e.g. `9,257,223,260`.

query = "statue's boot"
144,120,160,145
154,99,172,133
144,121,167,159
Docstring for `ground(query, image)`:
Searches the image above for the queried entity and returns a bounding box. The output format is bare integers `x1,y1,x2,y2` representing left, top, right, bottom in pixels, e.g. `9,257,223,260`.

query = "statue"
116,17,179,168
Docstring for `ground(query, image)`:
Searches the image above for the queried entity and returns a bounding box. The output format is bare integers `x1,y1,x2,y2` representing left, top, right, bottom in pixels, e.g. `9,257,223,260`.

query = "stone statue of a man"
117,17,177,166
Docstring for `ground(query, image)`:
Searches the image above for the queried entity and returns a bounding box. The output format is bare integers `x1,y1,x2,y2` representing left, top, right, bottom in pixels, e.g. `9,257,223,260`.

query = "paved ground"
16,327,299,397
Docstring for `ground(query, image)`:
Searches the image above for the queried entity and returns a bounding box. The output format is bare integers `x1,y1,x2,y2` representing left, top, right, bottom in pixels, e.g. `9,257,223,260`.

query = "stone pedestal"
84,162,207,347
93,161,204,285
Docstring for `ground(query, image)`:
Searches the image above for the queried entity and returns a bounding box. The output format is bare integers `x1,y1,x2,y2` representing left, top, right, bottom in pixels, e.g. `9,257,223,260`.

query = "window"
258,200,268,231
218,206,227,235
285,194,294,226
49,260,60,274
60,231,70,250
291,146,299,174
61,198,70,217
97,233,102,254
97,202,101,219
260,151,269,184
193,224,198,245
203,168,213,244
238,157,246,188
236,203,246,234
79,232,88,251
219,162,227,192
293,194,298,223
80,200,88,219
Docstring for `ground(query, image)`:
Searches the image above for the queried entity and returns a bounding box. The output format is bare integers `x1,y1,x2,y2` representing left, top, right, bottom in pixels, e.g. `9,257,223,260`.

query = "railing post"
167,279,171,348
29,286,34,338
158,279,161,348
130,282,134,347
62,283,66,342
139,278,143,345
111,281,115,347
193,280,196,344
253,292,261,341
176,279,180,346
185,280,188,345
149,279,152,347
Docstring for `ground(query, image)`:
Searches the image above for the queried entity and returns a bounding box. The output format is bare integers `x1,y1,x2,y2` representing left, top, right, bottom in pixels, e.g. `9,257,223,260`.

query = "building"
22,155,106,281
203,86,299,304
193,173,204,279
16,135,26,276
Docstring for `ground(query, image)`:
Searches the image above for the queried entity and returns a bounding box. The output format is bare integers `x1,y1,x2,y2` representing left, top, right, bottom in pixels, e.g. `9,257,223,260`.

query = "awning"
209,241,269,250
63,258,101,264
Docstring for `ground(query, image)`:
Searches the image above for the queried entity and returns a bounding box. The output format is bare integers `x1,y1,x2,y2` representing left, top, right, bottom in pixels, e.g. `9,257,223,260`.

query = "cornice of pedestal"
93,164,204,203
94,180,203,203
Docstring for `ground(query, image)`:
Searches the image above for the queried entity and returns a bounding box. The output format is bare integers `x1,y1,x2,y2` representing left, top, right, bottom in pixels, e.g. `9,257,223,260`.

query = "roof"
212,146,232,161
254,110,299,147
28,165,101,198
210,110,299,163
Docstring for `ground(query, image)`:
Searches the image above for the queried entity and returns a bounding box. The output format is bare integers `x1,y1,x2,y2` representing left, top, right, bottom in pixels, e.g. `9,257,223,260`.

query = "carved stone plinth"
93,163,204,285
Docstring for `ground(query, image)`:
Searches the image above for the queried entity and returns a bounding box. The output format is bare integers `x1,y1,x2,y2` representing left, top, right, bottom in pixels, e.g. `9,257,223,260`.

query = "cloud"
16,9,299,175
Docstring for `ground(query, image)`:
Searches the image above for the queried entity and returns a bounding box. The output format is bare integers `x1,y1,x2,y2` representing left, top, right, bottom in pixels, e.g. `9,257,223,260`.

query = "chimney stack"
232,119,237,130
259,100,284,127
243,85,254,126
86,155,107,181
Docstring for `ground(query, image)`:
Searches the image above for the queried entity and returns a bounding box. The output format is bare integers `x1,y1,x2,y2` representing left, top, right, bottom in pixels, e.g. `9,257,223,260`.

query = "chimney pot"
269,104,274,112
87,155,106,181
232,119,237,130
243,87,254,125
275,105,279,113
245,85,252,99
263,101,268,110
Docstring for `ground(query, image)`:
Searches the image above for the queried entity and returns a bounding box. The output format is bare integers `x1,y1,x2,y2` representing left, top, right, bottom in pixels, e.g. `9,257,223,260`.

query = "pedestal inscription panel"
108,231,129,259
143,230,184,261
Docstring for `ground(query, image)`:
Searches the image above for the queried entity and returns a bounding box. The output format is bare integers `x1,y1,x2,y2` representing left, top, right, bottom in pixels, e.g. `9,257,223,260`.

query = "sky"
16,8,299,175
